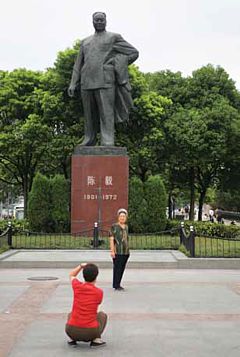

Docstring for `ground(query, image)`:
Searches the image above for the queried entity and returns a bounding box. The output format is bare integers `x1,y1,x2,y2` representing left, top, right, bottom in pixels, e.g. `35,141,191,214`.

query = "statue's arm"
113,35,139,64
68,45,84,97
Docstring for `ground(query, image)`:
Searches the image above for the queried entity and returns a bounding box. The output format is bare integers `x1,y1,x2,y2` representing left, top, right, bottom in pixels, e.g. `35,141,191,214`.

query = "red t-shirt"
67,278,103,328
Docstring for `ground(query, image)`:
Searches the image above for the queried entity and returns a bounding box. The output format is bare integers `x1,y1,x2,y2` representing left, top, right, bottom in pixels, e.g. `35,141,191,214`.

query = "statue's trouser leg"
81,90,99,146
95,87,115,146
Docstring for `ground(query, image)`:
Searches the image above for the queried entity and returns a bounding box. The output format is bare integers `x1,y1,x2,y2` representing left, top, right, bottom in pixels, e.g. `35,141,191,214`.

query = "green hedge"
51,175,70,233
128,175,167,233
144,175,167,232
28,173,53,232
28,173,70,233
166,220,240,238
0,219,29,233
128,177,147,233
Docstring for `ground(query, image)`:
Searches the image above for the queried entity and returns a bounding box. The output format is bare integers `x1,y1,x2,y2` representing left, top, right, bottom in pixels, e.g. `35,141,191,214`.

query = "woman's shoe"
90,339,106,348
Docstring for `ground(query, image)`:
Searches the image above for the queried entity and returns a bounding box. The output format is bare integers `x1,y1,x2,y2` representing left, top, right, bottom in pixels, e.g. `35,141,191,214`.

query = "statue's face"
93,13,106,32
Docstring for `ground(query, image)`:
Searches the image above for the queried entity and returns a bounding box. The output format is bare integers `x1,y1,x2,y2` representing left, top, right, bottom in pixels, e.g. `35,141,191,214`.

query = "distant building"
0,195,24,220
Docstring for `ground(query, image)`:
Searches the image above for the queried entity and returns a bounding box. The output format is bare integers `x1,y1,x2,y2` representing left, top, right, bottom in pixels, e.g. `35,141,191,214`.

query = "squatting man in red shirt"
65,263,107,348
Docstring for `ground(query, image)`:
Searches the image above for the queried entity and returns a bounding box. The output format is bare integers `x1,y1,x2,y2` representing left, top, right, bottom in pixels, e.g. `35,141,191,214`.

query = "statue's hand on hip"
68,86,76,98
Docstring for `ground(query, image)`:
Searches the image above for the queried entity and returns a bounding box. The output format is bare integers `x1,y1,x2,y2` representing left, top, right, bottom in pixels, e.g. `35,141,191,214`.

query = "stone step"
1,249,240,269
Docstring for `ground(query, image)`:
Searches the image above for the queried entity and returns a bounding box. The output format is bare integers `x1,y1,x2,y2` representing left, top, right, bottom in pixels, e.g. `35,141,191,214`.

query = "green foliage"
50,175,70,232
128,176,147,233
28,173,52,232
0,246,9,254
193,222,240,239
0,68,42,123
144,175,167,232
163,70,240,220
38,41,84,178
117,91,172,181
178,244,191,257
53,41,81,92
129,65,148,99
215,190,240,212
128,175,168,233
146,70,189,107
28,173,70,232
189,64,240,110
166,220,240,239
1,44,240,224
0,69,52,216
218,118,240,206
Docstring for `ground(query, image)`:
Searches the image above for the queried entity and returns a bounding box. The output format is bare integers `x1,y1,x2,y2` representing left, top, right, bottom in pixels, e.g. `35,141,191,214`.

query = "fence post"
7,221,13,248
189,225,195,257
180,221,184,244
93,222,99,248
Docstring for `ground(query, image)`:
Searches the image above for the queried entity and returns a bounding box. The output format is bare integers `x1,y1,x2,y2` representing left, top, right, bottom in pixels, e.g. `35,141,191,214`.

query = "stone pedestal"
71,146,129,234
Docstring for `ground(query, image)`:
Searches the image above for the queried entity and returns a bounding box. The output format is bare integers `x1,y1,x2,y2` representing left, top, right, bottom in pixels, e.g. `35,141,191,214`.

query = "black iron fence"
194,234,240,258
179,222,240,258
179,222,195,257
0,223,13,249
0,223,179,250
1,222,240,258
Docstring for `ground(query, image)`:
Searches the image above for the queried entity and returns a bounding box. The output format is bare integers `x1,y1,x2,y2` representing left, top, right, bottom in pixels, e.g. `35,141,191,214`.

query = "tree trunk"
168,193,173,219
189,167,195,221
62,159,69,180
198,189,206,221
23,177,29,218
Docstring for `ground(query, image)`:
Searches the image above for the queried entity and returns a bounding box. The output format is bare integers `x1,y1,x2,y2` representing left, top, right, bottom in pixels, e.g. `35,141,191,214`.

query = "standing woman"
109,208,130,291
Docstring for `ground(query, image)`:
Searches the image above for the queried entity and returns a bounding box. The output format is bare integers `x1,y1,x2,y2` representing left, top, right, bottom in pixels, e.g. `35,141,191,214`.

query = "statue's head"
92,12,106,32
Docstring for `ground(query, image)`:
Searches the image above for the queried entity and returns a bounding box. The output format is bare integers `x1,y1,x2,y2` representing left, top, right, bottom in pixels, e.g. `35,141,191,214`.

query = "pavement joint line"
2,311,240,323
0,250,19,261
0,281,238,287
1,262,240,269
26,312,240,322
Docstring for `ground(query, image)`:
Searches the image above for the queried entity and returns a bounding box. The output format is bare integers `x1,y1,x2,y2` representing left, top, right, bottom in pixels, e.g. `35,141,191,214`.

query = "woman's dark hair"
83,263,99,282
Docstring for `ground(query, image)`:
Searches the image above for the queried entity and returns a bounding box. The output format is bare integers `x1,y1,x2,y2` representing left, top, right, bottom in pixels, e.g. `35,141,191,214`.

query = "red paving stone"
0,283,59,356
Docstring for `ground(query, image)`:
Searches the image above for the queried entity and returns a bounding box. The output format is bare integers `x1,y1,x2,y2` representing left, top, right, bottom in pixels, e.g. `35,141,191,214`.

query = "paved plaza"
0,257,240,356
1,249,240,269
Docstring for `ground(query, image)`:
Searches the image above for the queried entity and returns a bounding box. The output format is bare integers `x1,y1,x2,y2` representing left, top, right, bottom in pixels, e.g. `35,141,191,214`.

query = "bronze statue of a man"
68,12,139,146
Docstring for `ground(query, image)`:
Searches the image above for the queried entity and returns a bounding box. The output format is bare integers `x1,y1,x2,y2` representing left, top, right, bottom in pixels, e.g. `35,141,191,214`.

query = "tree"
28,173,52,232
188,65,240,219
164,99,240,220
144,175,167,232
116,72,172,181
0,69,54,217
51,174,70,232
146,70,189,108
151,65,240,220
215,190,240,212
216,117,240,211
187,64,240,111
128,176,147,233
0,43,86,216
39,41,84,179
28,173,70,232
164,108,201,219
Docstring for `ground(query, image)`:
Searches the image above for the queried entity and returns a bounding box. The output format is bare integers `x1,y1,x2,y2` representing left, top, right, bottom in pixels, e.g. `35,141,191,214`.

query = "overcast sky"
1,0,240,87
